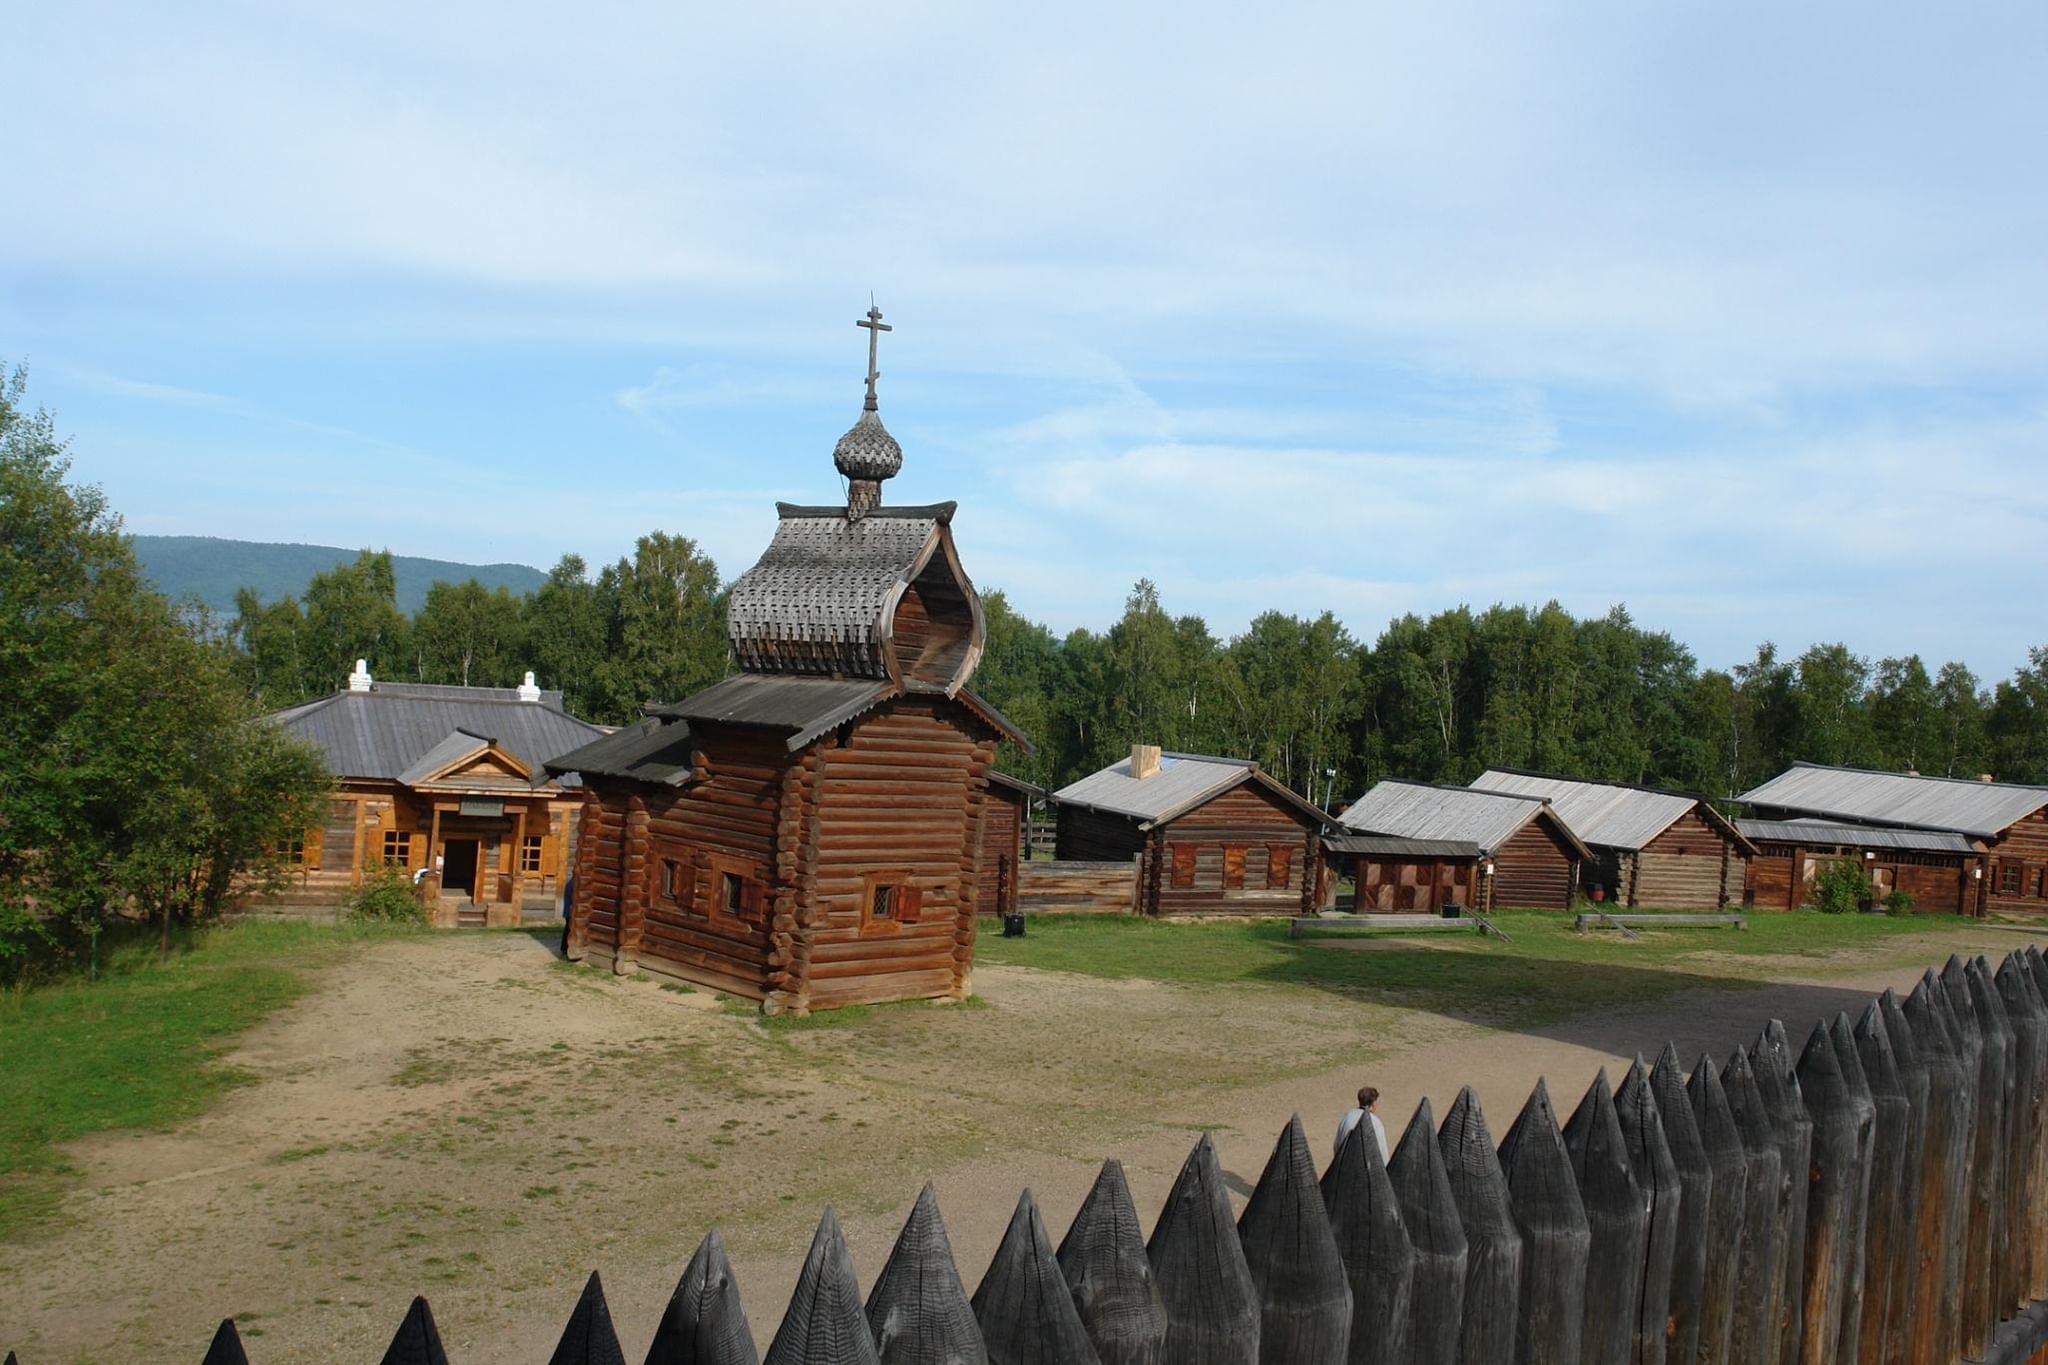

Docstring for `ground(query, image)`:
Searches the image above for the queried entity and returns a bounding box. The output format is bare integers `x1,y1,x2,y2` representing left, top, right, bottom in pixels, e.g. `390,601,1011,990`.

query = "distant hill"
133,536,550,616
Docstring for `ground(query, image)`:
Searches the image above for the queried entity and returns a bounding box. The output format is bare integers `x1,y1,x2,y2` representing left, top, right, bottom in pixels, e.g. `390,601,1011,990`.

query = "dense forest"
229,545,2048,804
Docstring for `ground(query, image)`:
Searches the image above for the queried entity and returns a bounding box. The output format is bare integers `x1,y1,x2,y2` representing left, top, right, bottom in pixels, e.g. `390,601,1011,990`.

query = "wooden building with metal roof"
1739,761,2048,915
267,665,607,925
1474,768,1757,910
1052,746,1328,916
546,307,1027,1013
1330,780,1593,911
1734,818,1985,914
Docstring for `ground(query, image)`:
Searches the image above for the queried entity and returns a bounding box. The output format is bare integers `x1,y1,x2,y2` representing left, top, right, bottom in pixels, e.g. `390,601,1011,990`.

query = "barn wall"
1146,781,1319,917
1016,860,1138,914
1629,808,1736,909
1490,816,1578,910
1354,856,1480,913
977,790,1025,916
803,699,989,1010
1987,806,2048,915
1055,805,1148,862
1745,842,1975,914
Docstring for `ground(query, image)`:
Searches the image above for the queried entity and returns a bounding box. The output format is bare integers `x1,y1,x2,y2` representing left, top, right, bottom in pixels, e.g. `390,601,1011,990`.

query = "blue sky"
5,2,2046,678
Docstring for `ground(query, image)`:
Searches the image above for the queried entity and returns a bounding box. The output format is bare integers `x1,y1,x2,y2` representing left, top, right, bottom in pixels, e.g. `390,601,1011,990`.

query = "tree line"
228,539,2048,806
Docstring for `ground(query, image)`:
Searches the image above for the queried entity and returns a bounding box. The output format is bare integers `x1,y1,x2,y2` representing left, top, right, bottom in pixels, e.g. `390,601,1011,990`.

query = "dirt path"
4,923,2043,1362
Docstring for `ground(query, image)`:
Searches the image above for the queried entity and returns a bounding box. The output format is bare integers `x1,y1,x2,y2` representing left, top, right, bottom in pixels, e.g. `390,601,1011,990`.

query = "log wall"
1055,804,1149,862
977,788,1025,917
1747,843,1978,915
1987,807,2048,916
1489,815,1578,910
1015,859,1138,914
1144,782,1320,918
1629,809,1738,910
106,944,2048,1365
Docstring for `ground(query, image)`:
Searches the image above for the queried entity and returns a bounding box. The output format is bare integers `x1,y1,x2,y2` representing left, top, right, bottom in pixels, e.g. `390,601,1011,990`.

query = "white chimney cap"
347,659,373,692
517,670,542,703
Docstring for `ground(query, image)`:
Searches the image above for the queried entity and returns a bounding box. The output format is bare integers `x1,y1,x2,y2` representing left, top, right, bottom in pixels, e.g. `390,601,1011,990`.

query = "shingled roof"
1738,762,2048,840
273,682,606,785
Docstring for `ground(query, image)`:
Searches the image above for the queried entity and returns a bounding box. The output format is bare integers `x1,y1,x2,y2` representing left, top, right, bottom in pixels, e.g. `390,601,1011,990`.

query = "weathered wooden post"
551,1271,627,1365
1825,1013,1877,1365
1848,1003,1908,1365
650,1232,760,1365
1562,1072,1643,1365
1689,1054,1748,1365
1238,1116,1351,1365
1794,1020,1860,1365
1971,956,2026,1315
1999,954,2048,1303
1613,1060,1680,1365
1147,1135,1259,1364
1321,1110,1415,1365
767,1208,882,1365
1876,989,1929,1365
867,1186,986,1364
1497,1079,1590,1365
1439,1087,1522,1365
974,1191,1099,1365
1058,1161,1168,1365
380,1295,451,1365
201,1319,251,1365
1946,956,2004,1361
1721,1047,1784,1365
1386,1100,1467,1365
1651,1044,1713,1365
1902,977,1967,1365
1754,1021,1814,1365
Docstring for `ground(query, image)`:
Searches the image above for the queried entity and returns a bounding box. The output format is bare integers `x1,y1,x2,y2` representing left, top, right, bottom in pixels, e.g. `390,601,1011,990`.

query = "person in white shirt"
1335,1086,1390,1164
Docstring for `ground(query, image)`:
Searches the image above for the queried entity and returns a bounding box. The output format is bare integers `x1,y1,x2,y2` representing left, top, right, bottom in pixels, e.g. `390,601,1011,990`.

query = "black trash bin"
1441,899,1462,920
1002,912,1026,938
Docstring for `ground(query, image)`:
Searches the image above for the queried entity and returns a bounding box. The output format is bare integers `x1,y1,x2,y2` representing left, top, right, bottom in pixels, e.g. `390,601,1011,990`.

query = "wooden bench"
1290,914,1481,939
1575,911,1747,933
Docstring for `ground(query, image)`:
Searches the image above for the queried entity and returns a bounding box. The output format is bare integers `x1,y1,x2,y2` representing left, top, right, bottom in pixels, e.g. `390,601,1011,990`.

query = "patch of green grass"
0,919,396,1240
975,910,1985,1027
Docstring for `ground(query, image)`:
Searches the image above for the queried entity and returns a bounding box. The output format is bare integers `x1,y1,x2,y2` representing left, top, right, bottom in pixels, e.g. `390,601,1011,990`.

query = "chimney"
347,658,373,692
1980,773,1996,784
1130,744,1162,780
517,670,542,704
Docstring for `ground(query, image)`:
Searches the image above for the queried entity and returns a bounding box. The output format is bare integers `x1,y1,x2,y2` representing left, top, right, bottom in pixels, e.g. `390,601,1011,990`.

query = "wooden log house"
547,307,1027,1012
977,771,1043,918
1330,779,1593,911
1474,768,1757,910
1735,817,1986,913
1051,745,1328,916
267,665,607,926
1739,761,2048,916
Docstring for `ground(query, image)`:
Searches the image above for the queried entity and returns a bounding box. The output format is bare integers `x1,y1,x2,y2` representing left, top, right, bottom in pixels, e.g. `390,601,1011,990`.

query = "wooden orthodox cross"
857,303,891,411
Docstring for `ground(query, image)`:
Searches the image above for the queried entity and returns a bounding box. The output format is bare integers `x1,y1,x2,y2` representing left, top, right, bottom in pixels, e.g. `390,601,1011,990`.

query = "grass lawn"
976,909,1990,1027
0,920,408,1240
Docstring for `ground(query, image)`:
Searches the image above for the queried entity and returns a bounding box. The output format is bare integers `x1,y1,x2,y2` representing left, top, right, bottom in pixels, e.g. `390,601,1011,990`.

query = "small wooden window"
279,835,306,863
1171,845,1197,889
1267,846,1293,889
723,872,747,916
862,874,921,931
2002,861,2024,896
658,858,686,905
1222,845,1246,890
520,836,544,873
382,830,411,868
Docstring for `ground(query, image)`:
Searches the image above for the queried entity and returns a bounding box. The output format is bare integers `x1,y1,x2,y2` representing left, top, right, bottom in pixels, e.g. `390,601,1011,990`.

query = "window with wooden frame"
861,872,922,932
1221,845,1247,890
1266,845,1294,889
657,857,690,909
704,856,767,926
520,835,544,874
2002,861,2024,896
381,829,412,868
278,834,306,863
1170,844,1197,889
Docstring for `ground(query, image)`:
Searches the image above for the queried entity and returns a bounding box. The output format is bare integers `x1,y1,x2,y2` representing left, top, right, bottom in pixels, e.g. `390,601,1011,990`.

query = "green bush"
1809,859,1873,915
1883,888,1916,916
342,868,427,925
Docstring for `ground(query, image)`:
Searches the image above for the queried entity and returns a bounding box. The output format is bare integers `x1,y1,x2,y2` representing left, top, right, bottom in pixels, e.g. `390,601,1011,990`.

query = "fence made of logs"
13,946,2048,1365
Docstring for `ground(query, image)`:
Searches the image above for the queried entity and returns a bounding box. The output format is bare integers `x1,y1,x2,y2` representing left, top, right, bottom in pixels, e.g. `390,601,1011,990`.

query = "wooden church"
548,308,1026,1013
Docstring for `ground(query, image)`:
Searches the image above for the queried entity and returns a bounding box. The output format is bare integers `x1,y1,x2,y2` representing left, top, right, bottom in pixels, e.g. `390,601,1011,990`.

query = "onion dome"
833,408,903,483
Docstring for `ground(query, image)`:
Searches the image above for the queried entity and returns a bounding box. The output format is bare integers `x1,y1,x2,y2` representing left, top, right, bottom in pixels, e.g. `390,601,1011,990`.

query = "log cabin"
1051,745,1328,916
1738,761,2048,916
267,665,607,925
1331,779,1592,911
546,308,1028,1012
1734,818,1985,914
978,772,1044,918
1473,768,1757,910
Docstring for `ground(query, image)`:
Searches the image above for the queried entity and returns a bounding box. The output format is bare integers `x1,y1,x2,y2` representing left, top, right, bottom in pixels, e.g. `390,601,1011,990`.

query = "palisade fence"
12,948,2048,1365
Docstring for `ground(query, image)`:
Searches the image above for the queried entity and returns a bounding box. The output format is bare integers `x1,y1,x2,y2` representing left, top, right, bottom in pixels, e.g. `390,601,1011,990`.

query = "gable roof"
1323,833,1483,859
1053,751,1327,829
393,729,535,789
987,771,1047,802
1473,768,1753,854
645,673,1025,753
1338,780,1594,860
1737,762,2048,840
273,684,605,784
544,716,697,787
1734,818,1980,856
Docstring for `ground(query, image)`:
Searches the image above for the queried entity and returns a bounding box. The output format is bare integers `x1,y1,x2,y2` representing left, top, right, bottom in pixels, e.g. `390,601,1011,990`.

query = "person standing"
1335,1086,1389,1163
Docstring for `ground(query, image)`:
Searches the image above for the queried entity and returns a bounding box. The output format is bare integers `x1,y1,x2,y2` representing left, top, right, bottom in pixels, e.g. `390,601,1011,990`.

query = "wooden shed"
547,312,1027,1013
1474,768,1757,910
1735,818,1985,914
977,772,1043,918
266,666,606,926
1052,746,1327,917
1331,779,1592,911
1739,761,2048,916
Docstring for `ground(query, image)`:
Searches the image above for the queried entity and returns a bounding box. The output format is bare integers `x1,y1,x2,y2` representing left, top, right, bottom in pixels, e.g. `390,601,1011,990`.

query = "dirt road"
4,923,2042,1362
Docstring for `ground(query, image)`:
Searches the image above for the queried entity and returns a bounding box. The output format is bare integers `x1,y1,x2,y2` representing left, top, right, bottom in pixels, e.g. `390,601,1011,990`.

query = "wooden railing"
13,946,2048,1365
